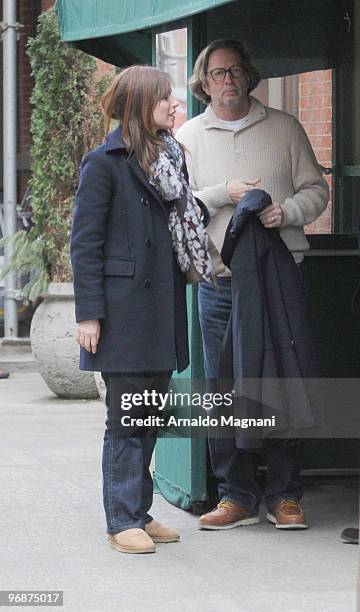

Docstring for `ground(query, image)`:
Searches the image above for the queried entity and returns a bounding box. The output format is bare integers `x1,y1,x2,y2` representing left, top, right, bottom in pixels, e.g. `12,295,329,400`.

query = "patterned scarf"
148,131,213,284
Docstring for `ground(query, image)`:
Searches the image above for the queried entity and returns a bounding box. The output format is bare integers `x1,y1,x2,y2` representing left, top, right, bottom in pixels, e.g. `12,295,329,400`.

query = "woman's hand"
257,203,284,228
226,178,261,204
75,319,100,354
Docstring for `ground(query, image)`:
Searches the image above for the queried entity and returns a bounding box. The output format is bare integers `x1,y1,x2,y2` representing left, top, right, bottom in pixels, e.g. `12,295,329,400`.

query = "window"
156,29,187,134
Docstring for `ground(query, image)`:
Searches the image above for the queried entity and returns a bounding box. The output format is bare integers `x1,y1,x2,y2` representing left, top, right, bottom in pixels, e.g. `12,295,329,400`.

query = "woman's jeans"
198,275,304,514
101,372,171,534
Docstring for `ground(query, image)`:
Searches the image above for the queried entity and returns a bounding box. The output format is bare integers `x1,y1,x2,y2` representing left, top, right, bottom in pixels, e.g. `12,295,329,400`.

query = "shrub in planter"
2,7,111,295
1,8,113,398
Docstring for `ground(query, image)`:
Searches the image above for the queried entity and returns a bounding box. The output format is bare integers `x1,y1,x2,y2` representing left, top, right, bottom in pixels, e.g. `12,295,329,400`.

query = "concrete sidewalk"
0,372,358,612
0,342,36,373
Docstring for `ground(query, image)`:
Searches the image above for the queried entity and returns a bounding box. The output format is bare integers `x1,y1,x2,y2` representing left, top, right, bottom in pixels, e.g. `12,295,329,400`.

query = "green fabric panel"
154,437,207,510
55,0,234,42
153,471,193,511
154,286,207,506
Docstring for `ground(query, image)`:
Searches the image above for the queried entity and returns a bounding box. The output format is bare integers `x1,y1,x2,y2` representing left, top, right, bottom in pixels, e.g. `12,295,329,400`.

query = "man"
176,39,329,530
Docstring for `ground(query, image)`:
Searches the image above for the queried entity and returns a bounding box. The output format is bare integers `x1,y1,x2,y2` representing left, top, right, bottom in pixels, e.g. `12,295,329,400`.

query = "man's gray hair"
189,39,261,104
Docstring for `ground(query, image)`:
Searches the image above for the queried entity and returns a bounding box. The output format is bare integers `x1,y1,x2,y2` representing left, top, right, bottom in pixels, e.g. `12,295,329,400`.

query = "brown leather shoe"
145,519,180,543
108,528,155,554
198,499,260,530
267,499,308,529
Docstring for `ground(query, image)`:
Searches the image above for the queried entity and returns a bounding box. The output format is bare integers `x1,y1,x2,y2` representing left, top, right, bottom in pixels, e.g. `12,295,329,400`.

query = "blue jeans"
101,372,171,534
198,276,303,513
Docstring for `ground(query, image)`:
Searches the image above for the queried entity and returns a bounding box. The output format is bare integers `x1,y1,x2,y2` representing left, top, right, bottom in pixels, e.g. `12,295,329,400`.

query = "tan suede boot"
145,519,180,543
108,528,155,554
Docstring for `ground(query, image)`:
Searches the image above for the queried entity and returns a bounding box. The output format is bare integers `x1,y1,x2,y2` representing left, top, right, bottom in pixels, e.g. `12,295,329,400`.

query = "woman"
70,66,212,554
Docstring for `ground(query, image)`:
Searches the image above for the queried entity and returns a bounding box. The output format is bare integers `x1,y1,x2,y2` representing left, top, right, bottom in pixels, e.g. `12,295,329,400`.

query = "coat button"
144,279,151,288
145,238,152,247
141,197,149,206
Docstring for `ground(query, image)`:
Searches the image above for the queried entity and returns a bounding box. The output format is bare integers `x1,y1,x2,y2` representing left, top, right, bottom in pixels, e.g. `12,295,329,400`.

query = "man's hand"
226,178,261,204
257,203,284,229
75,319,100,354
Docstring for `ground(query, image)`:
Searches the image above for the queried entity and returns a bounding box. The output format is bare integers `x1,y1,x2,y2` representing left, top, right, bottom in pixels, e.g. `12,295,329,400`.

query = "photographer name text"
120,415,276,429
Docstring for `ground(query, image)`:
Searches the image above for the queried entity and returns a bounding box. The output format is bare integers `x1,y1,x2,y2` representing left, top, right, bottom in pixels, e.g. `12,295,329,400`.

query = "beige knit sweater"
176,98,329,265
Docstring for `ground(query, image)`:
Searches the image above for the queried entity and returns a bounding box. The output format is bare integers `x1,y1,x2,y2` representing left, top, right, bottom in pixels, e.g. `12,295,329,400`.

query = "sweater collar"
204,96,267,132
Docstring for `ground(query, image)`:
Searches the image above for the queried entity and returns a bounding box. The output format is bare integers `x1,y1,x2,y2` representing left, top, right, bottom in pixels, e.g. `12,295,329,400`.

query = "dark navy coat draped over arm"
217,190,319,450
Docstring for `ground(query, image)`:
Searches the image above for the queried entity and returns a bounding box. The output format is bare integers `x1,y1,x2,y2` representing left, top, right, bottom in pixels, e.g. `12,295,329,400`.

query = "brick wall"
18,1,55,199
17,1,55,201
41,1,55,11
94,59,114,81
299,70,333,234
18,0,112,201
18,1,39,201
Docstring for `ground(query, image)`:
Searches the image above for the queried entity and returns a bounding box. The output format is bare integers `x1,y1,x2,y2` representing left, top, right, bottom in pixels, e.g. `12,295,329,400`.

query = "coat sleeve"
281,118,329,227
70,150,112,322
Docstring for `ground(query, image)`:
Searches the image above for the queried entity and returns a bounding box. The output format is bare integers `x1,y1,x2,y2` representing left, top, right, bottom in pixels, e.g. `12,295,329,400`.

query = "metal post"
2,0,18,339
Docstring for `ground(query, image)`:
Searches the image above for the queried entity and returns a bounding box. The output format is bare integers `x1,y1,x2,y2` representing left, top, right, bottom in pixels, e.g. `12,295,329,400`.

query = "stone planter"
30,282,99,399
94,371,106,402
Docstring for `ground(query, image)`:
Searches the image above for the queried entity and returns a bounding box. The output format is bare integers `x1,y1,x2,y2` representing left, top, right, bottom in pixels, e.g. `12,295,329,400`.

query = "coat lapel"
105,125,167,212
127,155,167,212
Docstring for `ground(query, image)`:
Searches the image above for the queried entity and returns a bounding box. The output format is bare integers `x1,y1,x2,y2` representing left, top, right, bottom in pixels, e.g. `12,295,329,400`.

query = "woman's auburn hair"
189,39,261,104
101,65,172,174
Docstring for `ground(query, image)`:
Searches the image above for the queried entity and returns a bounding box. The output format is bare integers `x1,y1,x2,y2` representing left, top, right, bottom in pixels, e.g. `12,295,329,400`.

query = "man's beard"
219,87,248,109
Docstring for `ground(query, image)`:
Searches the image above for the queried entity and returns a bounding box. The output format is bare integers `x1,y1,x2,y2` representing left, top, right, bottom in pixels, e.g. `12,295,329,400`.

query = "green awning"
55,0,234,65
56,0,233,42
55,0,348,75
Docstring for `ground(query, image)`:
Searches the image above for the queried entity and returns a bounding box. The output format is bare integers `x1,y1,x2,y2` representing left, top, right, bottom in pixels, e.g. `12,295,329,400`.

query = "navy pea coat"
70,125,189,374
217,189,319,450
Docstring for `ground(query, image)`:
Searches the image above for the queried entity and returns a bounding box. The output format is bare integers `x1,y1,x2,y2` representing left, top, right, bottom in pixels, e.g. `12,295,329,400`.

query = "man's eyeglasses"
206,65,247,82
